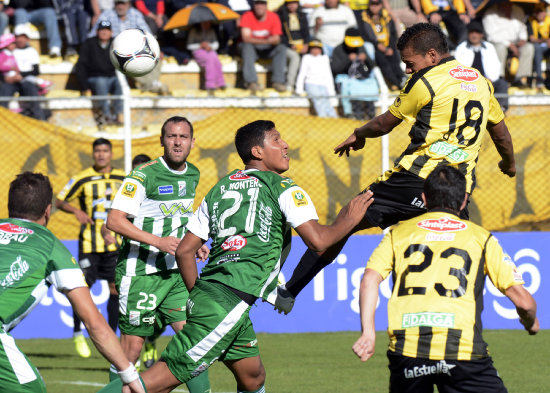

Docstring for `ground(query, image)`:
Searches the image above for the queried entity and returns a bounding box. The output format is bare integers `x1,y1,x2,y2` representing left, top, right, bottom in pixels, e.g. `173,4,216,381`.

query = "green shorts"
0,331,46,392
162,280,260,383
116,270,188,336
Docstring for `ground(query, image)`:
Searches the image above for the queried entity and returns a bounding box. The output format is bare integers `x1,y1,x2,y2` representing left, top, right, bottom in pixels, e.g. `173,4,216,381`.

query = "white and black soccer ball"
110,29,160,77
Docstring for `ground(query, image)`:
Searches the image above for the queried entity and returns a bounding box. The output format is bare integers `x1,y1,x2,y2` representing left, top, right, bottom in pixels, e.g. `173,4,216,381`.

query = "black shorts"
77,251,118,285
363,170,469,229
387,351,507,393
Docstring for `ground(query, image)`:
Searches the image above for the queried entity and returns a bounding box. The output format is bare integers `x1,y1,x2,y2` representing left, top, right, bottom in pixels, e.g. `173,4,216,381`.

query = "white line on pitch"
53,380,232,393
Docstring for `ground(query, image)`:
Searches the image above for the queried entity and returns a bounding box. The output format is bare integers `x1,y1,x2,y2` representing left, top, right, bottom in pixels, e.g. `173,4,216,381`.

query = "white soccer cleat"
274,284,295,315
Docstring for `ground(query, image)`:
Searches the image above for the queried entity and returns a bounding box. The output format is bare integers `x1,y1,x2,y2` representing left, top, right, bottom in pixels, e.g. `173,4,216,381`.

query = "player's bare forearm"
488,120,515,177
355,111,401,139
505,284,539,335
107,209,164,249
175,232,203,291
295,191,373,252
67,288,143,392
353,269,383,361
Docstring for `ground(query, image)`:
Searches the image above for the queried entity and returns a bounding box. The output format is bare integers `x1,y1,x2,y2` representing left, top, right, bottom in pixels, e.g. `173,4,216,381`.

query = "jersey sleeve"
388,79,431,123
484,235,524,293
365,231,394,279
47,240,87,292
110,171,147,218
186,198,210,241
486,87,505,125
56,176,78,202
278,185,319,228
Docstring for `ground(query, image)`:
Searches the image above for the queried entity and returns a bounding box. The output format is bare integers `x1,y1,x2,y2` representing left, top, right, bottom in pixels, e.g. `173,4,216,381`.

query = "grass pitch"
17,330,547,393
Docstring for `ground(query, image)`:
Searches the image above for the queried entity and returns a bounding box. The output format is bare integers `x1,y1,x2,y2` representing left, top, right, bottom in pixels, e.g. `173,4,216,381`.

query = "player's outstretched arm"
54,199,93,225
66,287,145,393
487,120,516,177
334,111,401,157
353,268,384,362
107,209,181,255
175,231,205,291
505,284,539,335
294,191,373,252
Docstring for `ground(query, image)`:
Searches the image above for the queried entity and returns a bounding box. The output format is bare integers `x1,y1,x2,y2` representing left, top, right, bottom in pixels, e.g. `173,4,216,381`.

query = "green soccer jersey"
111,157,200,276
0,218,86,332
187,169,319,302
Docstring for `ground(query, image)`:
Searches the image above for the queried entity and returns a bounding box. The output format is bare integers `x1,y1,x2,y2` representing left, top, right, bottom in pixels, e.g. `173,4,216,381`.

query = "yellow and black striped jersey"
367,210,524,361
57,167,126,254
387,57,505,193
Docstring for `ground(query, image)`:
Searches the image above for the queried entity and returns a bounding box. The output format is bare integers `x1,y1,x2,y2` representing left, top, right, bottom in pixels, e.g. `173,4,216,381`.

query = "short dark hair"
93,138,112,149
161,116,194,139
235,120,275,164
397,23,448,55
132,154,152,168
424,166,466,211
8,172,53,220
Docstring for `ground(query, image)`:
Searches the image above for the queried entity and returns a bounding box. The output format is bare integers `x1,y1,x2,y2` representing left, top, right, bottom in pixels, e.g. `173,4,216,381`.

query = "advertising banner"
12,232,547,339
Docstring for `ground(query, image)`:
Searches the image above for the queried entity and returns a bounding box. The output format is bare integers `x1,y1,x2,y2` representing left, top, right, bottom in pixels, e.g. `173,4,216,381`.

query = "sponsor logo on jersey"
425,232,455,242
429,141,469,162
158,185,173,195
394,97,401,107
186,298,194,315
258,203,273,243
91,176,103,181
217,254,241,264
92,197,107,208
121,183,137,198
0,223,33,244
503,252,523,282
402,312,455,328
160,202,193,217
417,217,467,232
404,360,456,379
292,190,308,207
449,65,479,82
410,196,425,208
0,256,30,288
129,311,140,326
130,170,146,181
460,82,477,93
229,170,253,181
280,179,295,188
221,235,247,251
178,181,186,196
142,316,156,325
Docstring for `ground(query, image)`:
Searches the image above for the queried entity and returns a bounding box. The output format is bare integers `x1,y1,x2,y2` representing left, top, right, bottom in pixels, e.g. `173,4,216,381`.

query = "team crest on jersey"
417,217,467,232
121,183,137,198
292,190,308,207
221,235,247,251
449,65,479,82
0,223,33,244
178,181,187,197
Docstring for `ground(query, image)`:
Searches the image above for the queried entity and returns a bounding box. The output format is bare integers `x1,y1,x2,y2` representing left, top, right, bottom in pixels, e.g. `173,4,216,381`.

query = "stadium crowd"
0,0,549,120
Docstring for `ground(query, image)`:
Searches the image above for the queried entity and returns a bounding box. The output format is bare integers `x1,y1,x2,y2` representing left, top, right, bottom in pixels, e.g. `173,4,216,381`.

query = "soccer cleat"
73,334,91,358
274,284,295,315
141,340,158,369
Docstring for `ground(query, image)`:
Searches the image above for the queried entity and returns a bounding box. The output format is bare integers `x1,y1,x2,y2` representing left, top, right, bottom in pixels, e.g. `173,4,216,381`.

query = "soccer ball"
110,29,160,77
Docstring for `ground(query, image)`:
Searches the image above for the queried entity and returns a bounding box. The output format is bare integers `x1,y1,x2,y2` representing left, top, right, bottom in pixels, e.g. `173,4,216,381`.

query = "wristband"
118,362,139,384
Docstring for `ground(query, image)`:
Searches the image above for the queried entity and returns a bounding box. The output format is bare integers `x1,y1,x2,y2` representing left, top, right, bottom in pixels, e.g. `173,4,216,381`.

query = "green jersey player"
99,120,374,393
106,116,210,393
0,172,144,393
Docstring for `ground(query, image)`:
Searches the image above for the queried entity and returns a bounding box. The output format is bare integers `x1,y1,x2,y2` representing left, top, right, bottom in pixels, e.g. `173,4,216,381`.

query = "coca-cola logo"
417,217,467,232
449,65,479,82
0,223,34,234
221,235,247,251
229,171,252,181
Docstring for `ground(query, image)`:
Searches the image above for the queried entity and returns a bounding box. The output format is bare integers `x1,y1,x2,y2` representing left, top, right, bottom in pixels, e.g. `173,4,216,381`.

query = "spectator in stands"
186,21,226,94
0,32,47,120
0,1,9,36
89,0,112,25
77,20,122,129
420,0,468,48
310,0,356,58
277,0,310,92
11,0,63,57
387,0,427,35
299,0,323,25
57,0,89,58
134,0,167,37
359,0,405,90
90,0,170,95
13,25,52,94
483,2,534,88
295,38,337,117
239,0,287,94
331,27,376,119
455,20,509,112
527,2,550,90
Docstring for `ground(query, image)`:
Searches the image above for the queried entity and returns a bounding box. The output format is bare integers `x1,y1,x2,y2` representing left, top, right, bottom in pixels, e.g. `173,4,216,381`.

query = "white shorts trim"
0,332,37,384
